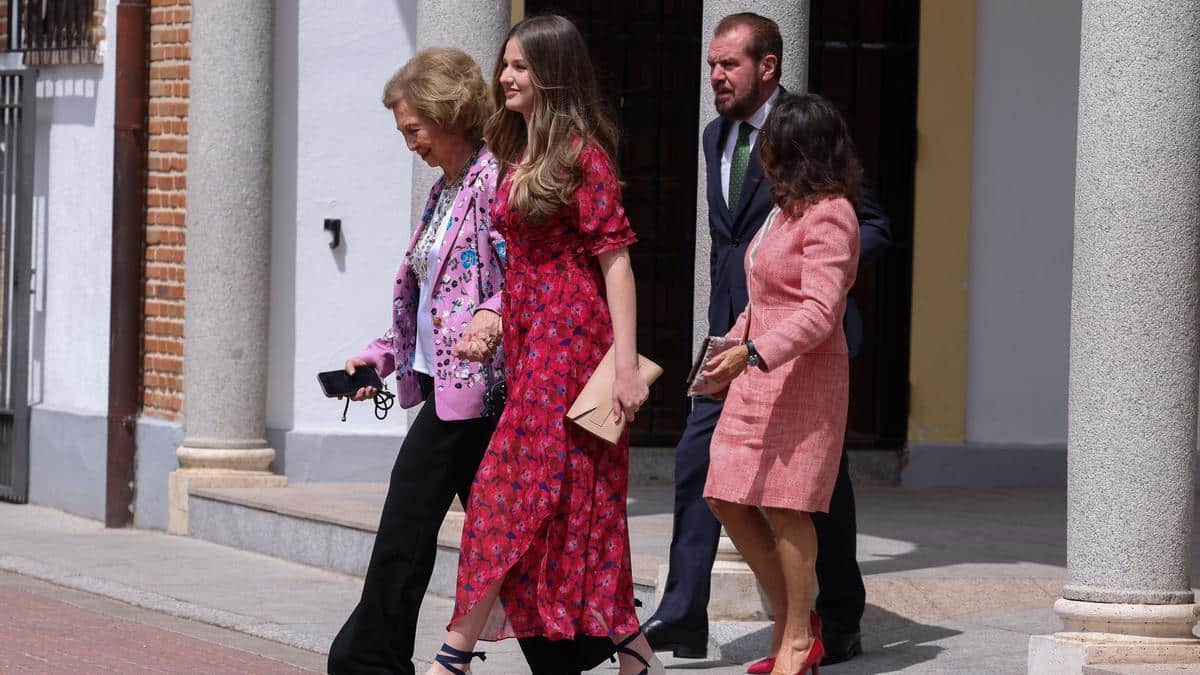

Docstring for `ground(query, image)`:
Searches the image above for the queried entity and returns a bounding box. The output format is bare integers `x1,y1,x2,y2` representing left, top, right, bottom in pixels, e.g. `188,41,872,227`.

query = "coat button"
432,316,443,327
732,238,741,246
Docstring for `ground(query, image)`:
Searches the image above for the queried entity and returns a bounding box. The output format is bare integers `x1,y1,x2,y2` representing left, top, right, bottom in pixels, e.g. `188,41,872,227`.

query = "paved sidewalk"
0,571,322,673
1,486,1179,673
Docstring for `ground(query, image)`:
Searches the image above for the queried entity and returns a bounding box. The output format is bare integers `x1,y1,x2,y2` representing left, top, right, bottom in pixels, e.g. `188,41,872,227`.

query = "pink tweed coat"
705,197,860,512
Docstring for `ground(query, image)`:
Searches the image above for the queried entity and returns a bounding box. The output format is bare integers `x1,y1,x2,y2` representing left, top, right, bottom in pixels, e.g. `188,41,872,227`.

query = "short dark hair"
760,93,862,215
714,12,783,81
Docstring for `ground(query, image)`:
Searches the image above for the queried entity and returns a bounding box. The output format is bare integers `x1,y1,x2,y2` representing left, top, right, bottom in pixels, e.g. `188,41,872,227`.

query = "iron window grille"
3,0,104,65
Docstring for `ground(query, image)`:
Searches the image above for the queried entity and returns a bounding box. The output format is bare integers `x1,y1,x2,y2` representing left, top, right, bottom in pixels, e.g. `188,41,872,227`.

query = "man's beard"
714,78,761,119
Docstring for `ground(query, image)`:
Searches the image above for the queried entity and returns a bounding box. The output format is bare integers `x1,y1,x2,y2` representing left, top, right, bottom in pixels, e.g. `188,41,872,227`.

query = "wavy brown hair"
760,93,861,217
381,48,492,142
484,14,620,220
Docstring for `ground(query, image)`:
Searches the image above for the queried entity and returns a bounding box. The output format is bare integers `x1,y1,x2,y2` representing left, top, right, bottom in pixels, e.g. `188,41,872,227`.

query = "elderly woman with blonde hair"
327,47,507,675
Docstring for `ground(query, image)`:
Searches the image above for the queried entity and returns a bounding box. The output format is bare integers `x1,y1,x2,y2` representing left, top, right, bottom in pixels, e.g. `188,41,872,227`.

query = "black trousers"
650,396,866,636
328,377,495,675
517,635,618,675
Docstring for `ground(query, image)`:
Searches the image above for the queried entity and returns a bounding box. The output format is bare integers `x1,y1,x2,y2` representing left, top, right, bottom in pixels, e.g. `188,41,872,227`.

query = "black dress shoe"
820,631,863,665
642,618,708,659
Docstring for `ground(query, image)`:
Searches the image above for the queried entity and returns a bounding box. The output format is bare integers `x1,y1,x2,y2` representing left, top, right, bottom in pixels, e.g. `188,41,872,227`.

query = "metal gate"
0,70,35,504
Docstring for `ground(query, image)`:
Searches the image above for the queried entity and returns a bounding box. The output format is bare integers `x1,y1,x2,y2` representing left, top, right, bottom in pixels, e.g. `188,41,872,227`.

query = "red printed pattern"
450,143,640,641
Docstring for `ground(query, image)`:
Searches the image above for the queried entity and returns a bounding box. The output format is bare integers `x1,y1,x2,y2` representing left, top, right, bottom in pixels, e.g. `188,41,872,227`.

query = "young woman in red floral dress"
424,14,663,675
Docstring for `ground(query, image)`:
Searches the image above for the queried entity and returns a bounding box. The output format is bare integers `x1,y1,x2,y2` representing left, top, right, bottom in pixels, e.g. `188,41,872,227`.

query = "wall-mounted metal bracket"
324,218,342,249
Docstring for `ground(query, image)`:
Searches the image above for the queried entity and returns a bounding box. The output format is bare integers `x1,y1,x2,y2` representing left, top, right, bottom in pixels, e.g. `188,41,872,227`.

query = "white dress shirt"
720,86,781,207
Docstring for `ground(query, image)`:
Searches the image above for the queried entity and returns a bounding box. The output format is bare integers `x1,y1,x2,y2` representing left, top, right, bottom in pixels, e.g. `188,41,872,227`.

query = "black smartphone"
318,366,384,398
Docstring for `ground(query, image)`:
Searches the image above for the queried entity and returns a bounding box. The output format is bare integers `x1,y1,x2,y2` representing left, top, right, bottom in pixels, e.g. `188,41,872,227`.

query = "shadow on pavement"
853,486,1068,575
656,606,957,673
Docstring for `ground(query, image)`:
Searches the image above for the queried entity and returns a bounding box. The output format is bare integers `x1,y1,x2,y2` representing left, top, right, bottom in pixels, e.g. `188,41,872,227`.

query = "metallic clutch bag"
566,346,663,444
685,336,743,397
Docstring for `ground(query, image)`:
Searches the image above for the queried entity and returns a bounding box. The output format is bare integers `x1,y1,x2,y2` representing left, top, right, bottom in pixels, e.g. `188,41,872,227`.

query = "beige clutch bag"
566,346,663,444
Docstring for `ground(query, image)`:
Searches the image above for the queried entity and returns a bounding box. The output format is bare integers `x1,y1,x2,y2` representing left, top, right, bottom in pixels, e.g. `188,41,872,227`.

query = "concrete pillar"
409,1,510,244
683,1,809,621
398,1,510,430
168,0,285,535
1028,2,1200,671
691,1,809,356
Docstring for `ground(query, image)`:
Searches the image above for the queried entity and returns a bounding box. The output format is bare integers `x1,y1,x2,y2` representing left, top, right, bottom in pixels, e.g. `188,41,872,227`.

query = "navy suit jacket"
702,95,891,357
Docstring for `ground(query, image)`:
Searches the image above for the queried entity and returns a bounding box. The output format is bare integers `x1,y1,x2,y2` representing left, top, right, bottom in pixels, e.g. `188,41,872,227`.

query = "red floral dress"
449,142,640,641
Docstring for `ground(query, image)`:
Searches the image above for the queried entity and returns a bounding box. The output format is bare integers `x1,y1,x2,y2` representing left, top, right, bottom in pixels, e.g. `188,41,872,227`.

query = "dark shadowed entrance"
809,0,918,450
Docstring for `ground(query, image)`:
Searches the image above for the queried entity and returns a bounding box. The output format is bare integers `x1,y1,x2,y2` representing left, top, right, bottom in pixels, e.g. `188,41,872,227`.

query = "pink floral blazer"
358,148,506,421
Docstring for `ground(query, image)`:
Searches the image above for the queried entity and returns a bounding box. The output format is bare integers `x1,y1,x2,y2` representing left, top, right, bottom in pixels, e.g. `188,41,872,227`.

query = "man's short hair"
715,12,783,81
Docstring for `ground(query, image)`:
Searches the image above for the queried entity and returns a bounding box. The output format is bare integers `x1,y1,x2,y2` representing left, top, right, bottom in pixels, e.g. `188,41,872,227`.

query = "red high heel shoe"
793,636,825,675
746,612,822,674
746,656,775,674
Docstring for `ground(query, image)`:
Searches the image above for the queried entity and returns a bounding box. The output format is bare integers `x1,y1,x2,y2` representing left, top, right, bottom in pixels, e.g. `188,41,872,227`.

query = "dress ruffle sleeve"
575,143,637,256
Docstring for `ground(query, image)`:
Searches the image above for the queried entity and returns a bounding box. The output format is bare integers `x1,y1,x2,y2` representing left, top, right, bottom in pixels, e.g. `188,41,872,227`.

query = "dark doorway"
809,0,919,449
525,1,702,445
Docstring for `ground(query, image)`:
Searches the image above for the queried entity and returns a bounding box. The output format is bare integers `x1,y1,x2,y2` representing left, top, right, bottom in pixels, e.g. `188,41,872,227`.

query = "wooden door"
809,0,919,449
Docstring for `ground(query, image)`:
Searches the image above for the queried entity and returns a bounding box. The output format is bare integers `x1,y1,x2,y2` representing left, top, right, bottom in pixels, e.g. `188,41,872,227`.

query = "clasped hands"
452,309,502,363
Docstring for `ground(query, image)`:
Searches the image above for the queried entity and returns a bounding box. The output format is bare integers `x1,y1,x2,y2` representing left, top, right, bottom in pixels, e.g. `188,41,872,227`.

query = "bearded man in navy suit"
642,12,891,667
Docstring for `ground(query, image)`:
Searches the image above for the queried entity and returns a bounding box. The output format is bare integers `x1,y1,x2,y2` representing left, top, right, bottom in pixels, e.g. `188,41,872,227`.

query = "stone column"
400,1,510,430
1028,2,1200,671
409,1,510,242
168,0,285,535
686,1,809,621
692,1,809,356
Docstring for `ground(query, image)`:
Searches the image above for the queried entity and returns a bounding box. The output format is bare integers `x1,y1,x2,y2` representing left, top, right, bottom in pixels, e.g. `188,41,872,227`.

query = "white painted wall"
28,2,116,415
965,0,1081,445
268,1,418,434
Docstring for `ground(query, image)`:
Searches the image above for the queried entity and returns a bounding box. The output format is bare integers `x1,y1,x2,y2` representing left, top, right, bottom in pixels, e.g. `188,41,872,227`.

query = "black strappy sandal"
611,630,665,675
433,643,486,675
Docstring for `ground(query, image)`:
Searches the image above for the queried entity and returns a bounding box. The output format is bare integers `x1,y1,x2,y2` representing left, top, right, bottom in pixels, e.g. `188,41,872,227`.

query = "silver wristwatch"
745,339,761,368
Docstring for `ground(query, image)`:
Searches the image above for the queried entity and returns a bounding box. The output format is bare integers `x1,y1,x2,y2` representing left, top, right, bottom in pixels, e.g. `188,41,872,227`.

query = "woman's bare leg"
763,508,817,675
706,497,789,656
425,580,503,675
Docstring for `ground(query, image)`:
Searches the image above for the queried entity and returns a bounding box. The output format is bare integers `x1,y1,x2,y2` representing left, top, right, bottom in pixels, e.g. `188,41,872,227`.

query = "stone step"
186,482,670,612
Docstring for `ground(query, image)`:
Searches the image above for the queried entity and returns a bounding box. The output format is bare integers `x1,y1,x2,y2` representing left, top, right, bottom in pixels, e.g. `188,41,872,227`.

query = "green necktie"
727,121,754,215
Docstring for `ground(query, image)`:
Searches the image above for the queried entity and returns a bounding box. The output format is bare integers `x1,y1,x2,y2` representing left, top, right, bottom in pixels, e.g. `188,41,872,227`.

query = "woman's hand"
453,309,502,363
611,368,649,425
344,357,377,402
700,344,750,390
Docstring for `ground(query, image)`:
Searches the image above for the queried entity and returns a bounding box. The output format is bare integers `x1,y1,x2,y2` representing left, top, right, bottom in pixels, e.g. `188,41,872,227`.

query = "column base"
1029,633,1200,673
710,560,774,620
167,468,287,535
653,558,772,621
1029,599,1200,673
1057,598,1200,638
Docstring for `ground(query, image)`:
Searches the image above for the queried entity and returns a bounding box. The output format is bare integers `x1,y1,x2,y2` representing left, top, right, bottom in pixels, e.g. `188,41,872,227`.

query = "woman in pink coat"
328,48,507,675
697,93,861,675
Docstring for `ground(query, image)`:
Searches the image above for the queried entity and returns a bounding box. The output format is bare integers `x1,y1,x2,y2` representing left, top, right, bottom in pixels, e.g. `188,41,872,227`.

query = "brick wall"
143,0,190,419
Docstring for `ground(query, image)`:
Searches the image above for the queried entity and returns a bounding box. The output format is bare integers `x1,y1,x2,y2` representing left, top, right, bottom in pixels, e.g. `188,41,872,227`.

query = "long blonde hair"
484,15,620,220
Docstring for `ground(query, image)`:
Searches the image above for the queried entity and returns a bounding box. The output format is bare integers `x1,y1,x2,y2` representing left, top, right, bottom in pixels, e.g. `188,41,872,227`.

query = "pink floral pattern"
357,150,506,421
450,142,640,641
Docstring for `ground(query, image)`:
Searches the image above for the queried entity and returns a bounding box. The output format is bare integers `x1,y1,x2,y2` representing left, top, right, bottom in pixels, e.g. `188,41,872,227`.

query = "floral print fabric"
357,150,507,421
449,142,640,641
